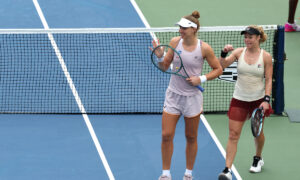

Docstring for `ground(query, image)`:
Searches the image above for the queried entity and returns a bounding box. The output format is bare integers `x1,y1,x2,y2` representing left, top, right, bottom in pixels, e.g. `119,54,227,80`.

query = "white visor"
175,18,197,28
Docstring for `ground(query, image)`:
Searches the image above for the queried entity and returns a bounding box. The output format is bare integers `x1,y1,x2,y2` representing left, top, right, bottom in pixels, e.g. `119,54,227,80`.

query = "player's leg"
225,119,245,168
218,119,245,180
159,89,182,180
288,0,299,23
254,122,265,157
250,120,265,173
161,111,181,170
249,99,266,173
184,114,201,170
219,98,248,180
181,93,203,179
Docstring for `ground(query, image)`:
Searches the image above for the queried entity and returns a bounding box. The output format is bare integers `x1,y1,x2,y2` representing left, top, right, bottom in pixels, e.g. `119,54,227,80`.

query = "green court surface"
137,0,300,179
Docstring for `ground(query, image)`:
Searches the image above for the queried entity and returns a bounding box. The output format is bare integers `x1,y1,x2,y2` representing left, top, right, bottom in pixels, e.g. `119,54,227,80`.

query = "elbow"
217,66,223,76
209,66,223,80
220,63,226,70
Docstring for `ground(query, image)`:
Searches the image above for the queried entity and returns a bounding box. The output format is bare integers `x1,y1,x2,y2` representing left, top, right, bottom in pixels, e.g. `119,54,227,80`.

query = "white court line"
129,0,150,28
131,1,242,179
32,1,115,179
201,114,242,180
130,0,157,42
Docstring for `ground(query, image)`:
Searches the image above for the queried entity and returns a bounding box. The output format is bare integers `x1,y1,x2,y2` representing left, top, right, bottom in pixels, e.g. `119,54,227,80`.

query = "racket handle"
196,85,205,92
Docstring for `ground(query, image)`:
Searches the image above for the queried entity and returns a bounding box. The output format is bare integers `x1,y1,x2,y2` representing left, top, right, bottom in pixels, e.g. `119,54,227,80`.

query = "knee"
228,130,241,142
162,132,174,142
185,134,197,143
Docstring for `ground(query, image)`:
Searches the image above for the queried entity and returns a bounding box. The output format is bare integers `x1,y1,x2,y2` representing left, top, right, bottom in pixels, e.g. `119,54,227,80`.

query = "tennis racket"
250,107,264,137
150,44,204,92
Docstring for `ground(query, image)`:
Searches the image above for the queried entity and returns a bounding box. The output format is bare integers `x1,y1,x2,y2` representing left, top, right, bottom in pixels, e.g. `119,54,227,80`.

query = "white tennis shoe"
183,174,193,180
158,175,172,180
249,156,264,173
218,167,232,180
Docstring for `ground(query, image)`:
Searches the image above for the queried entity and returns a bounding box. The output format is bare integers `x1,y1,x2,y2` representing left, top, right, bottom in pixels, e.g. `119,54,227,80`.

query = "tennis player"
218,26,274,180
152,11,223,180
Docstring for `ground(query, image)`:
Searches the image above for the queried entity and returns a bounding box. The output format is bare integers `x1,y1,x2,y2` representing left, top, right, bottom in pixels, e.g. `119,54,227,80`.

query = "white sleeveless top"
233,48,265,101
167,39,204,96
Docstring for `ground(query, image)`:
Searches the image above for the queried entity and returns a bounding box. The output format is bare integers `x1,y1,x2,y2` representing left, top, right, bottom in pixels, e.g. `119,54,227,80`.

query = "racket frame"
250,107,264,137
151,44,204,92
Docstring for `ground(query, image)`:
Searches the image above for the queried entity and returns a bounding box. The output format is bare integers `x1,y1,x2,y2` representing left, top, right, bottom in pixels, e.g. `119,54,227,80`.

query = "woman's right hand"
223,44,234,53
150,39,165,58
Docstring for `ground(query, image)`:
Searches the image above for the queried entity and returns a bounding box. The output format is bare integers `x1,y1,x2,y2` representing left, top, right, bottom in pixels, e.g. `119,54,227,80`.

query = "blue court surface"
0,0,241,179
0,114,237,180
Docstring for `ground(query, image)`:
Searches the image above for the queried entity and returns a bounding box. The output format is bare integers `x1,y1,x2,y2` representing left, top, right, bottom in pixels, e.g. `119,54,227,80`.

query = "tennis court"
0,0,300,180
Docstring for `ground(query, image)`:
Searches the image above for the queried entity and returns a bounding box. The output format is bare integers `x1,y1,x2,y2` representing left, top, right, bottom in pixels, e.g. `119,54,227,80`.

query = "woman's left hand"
260,101,270,111
186,76,201,86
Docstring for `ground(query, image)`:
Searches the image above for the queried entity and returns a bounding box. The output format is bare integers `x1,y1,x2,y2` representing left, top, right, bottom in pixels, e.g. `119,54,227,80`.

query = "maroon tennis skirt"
227,98,274,121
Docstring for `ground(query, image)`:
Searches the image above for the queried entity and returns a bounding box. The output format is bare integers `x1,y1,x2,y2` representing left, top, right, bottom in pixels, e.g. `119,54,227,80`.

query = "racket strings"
251,109,263,137
152,45,182,74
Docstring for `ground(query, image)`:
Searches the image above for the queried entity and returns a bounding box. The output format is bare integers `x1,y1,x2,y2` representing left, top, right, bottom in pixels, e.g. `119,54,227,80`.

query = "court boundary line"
32,1,115,179
130,1,242,179
201,115,242,180
130,0,151,28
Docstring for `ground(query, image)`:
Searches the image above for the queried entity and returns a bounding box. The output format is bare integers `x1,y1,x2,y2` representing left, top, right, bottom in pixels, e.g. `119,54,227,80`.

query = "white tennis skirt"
163,89,203,117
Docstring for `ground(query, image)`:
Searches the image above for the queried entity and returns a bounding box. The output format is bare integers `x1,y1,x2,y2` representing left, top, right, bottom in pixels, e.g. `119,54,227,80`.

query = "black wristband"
263,95,270,103
221,50,228,58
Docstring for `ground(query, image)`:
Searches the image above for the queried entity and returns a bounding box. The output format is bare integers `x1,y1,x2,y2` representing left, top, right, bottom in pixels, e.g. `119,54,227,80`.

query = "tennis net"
0,25,285,114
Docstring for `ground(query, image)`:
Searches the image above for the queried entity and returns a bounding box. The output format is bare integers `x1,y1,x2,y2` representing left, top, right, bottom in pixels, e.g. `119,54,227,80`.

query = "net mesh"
0,26,278,114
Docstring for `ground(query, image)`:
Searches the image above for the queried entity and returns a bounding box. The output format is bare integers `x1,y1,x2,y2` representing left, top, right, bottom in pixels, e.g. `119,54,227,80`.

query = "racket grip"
196,85,205,92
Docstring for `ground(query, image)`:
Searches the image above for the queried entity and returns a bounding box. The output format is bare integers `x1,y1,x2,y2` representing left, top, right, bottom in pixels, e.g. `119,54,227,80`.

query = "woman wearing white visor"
152,11,222,180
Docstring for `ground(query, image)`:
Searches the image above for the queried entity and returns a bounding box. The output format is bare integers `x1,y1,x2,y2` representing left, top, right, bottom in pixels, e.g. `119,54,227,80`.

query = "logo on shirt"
257,64,262,68
218,61,238,82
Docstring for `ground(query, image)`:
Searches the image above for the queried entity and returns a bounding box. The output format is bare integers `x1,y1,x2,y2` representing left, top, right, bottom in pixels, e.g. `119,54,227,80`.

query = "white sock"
185,169,192,176
162,170,171,177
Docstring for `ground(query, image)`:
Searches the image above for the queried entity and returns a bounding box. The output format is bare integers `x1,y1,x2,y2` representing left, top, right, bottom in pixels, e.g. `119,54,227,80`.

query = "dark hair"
183,11,200,31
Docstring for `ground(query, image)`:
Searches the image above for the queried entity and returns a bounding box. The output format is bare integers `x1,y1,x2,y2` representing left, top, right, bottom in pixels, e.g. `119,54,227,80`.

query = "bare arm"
260,51,273,110
202,42,223,80
219,45,243,69
185,41,223,86
264,52,273,96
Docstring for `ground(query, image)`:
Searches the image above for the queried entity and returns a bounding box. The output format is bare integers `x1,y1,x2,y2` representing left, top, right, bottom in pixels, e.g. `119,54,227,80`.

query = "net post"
272,25,285,115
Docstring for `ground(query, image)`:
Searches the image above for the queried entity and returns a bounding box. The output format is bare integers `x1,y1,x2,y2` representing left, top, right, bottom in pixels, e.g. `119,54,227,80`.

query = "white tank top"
233,48,265,101
167,39,204,96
